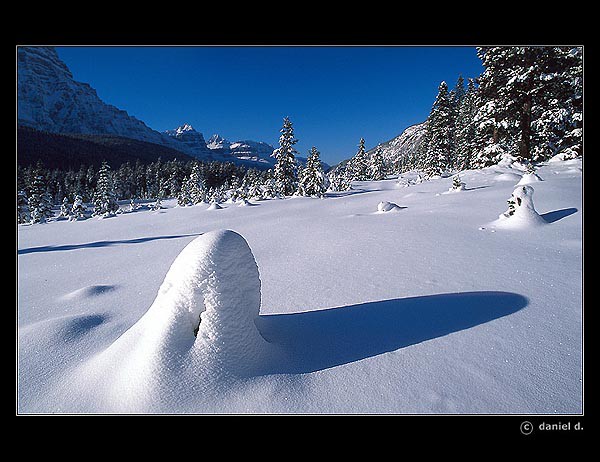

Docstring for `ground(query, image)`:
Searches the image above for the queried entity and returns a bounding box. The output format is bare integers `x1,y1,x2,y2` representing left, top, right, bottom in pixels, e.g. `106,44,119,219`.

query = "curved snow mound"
77,230,269,411
516,172,543,185
494,172,523,182
493,185,546,229
60,284,117,300
377,201,403,213
207,202,223,210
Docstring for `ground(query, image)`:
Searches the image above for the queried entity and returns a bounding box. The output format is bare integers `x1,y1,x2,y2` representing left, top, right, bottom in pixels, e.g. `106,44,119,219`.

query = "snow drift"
69,229,271,412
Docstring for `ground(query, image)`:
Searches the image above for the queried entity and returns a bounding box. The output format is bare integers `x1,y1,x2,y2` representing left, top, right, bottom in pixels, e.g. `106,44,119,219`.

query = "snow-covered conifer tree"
27,165,53,224
17,190,30,224
348,138,370,181
92,161,119,217
177,175,192,206
421,81,455,176
272,116,299,196
369,148,386,181
455,78,478,171
59,196,70,218
187,162,207,204
70,194,87,220
298,146,327,197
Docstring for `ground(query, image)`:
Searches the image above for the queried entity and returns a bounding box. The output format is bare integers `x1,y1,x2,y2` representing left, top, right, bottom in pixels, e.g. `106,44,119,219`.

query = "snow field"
17,159,582,413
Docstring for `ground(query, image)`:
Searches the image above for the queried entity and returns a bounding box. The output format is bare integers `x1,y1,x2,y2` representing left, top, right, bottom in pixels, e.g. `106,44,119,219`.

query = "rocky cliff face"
17,47,184,151
17,47,270,167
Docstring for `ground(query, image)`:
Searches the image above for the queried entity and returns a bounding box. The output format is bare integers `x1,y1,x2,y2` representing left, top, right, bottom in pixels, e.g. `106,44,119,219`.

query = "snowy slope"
17,159,582,414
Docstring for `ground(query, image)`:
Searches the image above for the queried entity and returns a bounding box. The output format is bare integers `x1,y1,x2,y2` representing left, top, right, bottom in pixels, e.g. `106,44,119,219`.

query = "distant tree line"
18,118,330,224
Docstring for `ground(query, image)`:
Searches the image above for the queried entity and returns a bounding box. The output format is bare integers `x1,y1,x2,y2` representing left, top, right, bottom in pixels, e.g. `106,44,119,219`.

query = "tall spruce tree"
27,163,53,224
455,78,479,170
297,146,327,197
92,161,119,217
272,116,299,196
421,81,455,176
348,138,370,181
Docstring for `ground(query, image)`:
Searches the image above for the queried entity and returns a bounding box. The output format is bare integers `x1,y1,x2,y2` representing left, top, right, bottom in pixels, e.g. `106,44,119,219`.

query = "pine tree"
17,190,30,224
369,148,386,180
298,146,327,197
70,194,87,220
177,175,193,206
187,162,207,204
421,81,455,176
272,116,299,196
59,196,70,218
92,161,119,217
473,46,583,165
150,179,166,210
348,137,370,181
455,78,479,170
27,163,53,224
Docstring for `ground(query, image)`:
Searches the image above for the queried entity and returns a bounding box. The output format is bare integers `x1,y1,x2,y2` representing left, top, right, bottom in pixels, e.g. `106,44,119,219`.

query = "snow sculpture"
495,185,546,228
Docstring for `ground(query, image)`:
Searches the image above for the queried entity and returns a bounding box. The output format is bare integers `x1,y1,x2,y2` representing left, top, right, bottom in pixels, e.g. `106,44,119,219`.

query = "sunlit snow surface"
17,159,582,413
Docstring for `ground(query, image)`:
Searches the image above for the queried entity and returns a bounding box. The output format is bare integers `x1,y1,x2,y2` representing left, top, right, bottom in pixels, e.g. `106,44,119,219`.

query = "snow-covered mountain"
17,47,274,169
163,124,213,158
329,122,427,175
165,126,276,168
367,122,427,165
17,47,189,154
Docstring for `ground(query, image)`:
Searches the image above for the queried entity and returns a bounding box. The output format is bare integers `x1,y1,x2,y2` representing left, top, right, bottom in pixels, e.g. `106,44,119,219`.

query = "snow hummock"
53,230,270,412
517,172,543,185
492,185,547,229
206,202,223,210
376,201,403,213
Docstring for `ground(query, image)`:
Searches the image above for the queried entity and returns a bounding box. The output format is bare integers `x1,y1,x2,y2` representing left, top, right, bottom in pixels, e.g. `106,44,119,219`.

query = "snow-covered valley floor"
17,159,583,414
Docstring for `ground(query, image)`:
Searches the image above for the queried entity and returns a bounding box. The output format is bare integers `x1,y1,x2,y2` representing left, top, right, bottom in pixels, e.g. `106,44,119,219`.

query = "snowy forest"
17,46,582,225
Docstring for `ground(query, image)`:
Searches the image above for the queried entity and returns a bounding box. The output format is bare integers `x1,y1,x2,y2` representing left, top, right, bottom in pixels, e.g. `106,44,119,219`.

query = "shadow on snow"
18,233,202,255
256,291,527,374
541,208,578,224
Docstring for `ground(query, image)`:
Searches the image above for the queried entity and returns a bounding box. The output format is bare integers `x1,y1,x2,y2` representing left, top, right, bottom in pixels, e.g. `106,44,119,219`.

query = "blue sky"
56,46,484,165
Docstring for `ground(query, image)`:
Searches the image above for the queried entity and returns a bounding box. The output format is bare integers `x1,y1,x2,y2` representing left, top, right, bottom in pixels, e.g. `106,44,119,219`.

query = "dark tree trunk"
519,96,532,160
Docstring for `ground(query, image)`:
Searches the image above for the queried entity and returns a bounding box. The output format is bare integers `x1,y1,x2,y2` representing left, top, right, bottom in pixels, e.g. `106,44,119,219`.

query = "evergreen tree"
150,179,166,210
187,162,207,204
369,148,386,180
272,116,299,196
59,196,70,218
27,163,53,224
348,137,370,181
177,175,193,206
70,194,87,220
452,75,467,107
298,147,327,197
92,161,119,217
455,78,479,170
421,81,455,176
474,46,582,164
17,190,30,224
